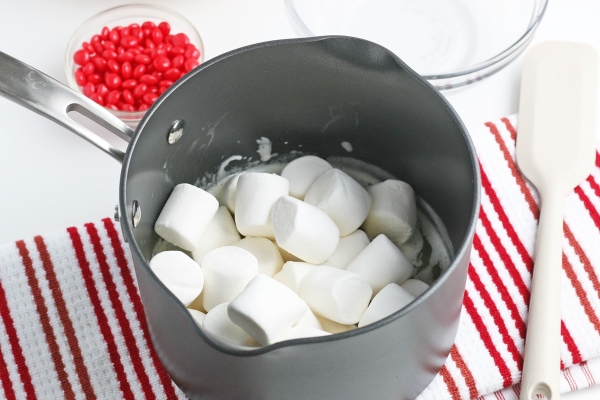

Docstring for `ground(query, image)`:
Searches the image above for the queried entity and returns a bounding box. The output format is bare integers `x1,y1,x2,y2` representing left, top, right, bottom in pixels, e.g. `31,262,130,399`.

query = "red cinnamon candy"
73,20,201,111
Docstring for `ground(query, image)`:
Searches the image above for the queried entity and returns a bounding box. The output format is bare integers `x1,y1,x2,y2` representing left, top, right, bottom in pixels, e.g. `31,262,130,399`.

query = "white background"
1,0,600,398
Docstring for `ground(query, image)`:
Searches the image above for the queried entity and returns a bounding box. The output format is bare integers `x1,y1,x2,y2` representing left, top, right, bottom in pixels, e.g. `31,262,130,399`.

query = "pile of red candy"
72,21,201,112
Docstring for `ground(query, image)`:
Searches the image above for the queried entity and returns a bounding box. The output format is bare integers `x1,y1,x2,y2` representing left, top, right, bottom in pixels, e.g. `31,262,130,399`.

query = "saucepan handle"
0,51,135,163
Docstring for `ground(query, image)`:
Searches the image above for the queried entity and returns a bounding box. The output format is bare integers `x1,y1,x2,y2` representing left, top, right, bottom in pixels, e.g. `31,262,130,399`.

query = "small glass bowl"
65,4,204,128
285,0,548,90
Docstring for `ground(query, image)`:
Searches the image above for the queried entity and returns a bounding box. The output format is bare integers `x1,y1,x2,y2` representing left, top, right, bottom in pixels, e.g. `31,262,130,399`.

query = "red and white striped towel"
0,115,599,399
419,116,600,400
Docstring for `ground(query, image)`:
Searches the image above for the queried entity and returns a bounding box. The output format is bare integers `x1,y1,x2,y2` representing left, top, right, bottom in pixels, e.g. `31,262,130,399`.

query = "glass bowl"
65,4,204,128
285,0,548,90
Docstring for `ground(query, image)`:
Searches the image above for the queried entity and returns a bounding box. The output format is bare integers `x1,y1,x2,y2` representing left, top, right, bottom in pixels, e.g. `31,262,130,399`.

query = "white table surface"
1,0,599,398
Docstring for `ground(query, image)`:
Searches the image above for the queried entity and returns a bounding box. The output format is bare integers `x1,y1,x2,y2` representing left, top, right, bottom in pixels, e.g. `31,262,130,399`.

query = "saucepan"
0,36,480,399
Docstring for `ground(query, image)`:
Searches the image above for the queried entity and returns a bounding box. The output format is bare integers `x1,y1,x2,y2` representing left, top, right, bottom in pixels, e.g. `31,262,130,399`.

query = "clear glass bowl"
285,0,548,90
65,4,204,128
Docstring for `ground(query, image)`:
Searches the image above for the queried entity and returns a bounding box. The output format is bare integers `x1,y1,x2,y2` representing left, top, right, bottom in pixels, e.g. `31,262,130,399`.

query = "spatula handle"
520,192,565,400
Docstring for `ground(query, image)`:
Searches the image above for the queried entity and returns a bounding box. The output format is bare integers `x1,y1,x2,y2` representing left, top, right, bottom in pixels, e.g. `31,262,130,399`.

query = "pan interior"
122,37,477,282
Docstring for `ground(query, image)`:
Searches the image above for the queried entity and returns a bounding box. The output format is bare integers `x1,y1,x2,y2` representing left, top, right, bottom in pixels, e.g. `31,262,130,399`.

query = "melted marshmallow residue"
256,137,276,161
217,155,243,181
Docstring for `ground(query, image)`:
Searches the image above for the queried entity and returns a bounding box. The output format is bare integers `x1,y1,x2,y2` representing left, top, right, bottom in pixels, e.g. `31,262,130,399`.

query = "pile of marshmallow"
150,156,430,348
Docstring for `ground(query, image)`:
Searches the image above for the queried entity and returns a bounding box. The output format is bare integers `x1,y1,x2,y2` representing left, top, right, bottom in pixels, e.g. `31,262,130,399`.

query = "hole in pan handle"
0,51,135,163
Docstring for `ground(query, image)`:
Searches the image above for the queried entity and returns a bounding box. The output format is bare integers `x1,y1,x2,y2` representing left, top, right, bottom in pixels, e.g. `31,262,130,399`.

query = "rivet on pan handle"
0,51,135,163
168,119,185,144
132,200,141,228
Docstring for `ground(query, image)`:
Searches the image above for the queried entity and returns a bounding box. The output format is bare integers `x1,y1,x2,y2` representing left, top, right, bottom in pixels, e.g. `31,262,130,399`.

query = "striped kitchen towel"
0,115,599,399
419,116,600,400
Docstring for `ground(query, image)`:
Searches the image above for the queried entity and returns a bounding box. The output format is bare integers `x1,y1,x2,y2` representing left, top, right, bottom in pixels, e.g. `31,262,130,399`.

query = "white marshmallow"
278,326,331,342
272,195,339,264
358,283,415,328
273,261,317,295
323,229,370,269
191,206,241,264
188,309,206,327
187,291,205,313
152,238,192,258
220,173,242,214
280,156,333,200
201,246,259,311
300,266,372,325
346,234,413,296
317,316,357,334
154,183,219,251
235,172,289,239
202,303,259,348
294,308,324,330
149,251,204,306
401,279,430,298
363,179,417,245
233,237,284,277
305,169,372,236
273,240,302,262
228,275,308,346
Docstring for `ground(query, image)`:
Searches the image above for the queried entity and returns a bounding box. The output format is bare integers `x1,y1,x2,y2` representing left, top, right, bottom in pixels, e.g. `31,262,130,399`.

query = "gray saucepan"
0,36,480,400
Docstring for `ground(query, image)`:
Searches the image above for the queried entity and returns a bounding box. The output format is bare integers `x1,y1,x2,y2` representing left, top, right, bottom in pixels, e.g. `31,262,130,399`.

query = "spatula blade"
517,41,597,195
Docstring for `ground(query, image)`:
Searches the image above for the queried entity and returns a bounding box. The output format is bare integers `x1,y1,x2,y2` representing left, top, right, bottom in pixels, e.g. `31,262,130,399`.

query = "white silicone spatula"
517,42,598,400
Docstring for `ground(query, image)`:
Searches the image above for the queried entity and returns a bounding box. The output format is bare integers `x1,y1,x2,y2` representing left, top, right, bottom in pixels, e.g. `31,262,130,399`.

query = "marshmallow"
317,316,357,334
152,238,192,258
358,283,415,328
235,172,289,239
281,156,333,200
220,173,242,214
149,251,204,306
202,303,259,348
187,291,206,313
154,183,219,251
201,246,259,311
277,326,331,342
401,279,430,298
300,266,372,325
346,234,413,296
323,229,370,269
233,237,284,277
188,309,206,327
294,308,324,330
272,195,339,264
273,240,302,262
191,206,241,264
228,275,308,346
273,261,317,295
363,179,417,245
305,169,372,236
